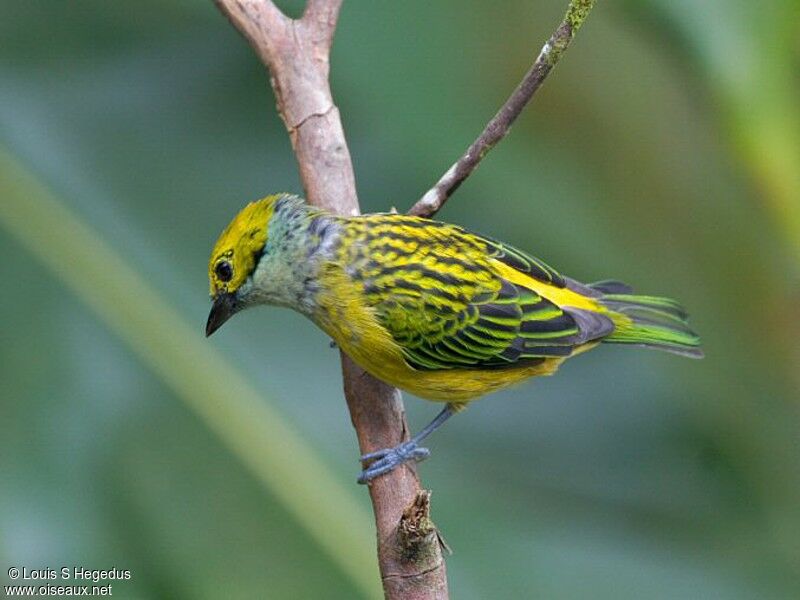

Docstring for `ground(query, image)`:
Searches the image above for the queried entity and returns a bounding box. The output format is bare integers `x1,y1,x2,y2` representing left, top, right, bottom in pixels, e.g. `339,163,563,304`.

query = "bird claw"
357,441,431,484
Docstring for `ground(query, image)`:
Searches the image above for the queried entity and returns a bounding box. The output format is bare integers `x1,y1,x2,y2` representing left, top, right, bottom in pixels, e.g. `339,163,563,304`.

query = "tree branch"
302,0,342,49
214,1,449,598
409,0,597,218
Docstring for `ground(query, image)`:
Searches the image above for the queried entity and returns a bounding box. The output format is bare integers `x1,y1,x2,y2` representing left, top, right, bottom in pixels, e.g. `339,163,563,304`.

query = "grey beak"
206,293,238,337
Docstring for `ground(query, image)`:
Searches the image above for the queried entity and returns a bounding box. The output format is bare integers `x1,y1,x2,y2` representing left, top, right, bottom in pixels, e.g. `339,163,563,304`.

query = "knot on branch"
397,490,449,563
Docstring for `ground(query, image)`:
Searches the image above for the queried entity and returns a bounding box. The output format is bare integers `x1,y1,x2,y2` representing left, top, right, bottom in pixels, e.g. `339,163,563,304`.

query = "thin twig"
214,1,449,598
409,0,597,218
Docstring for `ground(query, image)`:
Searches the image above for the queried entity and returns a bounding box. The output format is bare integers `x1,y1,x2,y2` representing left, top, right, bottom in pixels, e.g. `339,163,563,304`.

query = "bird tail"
588,280,703,358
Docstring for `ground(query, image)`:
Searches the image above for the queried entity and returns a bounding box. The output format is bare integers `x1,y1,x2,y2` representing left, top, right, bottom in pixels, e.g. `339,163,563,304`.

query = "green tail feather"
596,288,703,359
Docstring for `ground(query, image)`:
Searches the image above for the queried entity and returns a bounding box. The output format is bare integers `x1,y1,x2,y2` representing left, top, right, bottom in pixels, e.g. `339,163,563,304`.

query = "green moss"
540,0,596,68
542,27,571,67
565,0,596,31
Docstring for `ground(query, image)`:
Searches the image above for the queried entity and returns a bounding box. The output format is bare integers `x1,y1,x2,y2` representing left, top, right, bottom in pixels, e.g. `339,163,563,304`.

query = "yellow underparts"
315,262,606,403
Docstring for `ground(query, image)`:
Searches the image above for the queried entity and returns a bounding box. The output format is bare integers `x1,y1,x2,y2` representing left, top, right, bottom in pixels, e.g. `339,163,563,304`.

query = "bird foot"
357,441,431,484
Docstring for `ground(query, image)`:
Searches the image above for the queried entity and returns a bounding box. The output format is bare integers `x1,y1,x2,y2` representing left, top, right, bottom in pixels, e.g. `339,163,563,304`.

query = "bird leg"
357,403,457,484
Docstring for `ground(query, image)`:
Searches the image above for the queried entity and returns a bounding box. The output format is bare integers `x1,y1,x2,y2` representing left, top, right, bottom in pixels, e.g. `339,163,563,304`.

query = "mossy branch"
409,0,597,218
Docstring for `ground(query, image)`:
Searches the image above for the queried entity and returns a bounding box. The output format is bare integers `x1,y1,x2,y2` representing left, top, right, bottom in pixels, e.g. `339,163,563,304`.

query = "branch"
409,0,597,218
214,1,449,598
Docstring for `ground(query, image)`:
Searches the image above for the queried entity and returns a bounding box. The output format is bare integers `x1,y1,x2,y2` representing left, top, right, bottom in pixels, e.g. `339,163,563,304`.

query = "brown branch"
213,0,449,598
409,0,597,218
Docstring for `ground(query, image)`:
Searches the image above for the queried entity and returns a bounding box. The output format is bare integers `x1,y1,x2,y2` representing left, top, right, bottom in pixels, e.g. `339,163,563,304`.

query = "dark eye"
215,260,233,282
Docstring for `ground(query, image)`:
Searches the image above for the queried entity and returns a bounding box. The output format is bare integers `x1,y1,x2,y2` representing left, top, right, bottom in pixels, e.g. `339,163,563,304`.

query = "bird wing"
346,216,613,371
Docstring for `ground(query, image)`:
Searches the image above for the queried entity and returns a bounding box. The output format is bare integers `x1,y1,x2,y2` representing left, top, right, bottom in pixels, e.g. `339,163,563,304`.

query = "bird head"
206,195,281,337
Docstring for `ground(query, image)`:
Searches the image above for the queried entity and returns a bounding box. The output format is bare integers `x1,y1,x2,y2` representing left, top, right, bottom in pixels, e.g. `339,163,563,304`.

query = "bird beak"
206,292,238,337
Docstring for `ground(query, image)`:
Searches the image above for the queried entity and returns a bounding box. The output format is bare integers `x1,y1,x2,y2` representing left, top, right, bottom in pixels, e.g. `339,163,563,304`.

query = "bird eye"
215,260,233,282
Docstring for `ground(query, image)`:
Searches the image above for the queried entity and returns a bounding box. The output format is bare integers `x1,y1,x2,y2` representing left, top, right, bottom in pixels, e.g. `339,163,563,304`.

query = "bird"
206,193,702,483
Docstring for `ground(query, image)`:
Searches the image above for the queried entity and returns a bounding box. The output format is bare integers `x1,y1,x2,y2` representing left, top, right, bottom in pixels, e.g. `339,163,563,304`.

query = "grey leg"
357,404,457,484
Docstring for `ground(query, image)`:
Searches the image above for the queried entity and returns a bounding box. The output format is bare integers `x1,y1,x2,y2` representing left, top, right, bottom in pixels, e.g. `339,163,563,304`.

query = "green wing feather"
344,215,611,371
477,232,566,287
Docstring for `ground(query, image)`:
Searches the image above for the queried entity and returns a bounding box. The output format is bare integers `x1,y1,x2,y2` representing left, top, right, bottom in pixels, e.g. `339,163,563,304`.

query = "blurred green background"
2,1,799,598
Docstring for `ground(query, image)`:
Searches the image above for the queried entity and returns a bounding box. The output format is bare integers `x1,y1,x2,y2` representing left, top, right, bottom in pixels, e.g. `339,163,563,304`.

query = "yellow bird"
206,194,702,482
